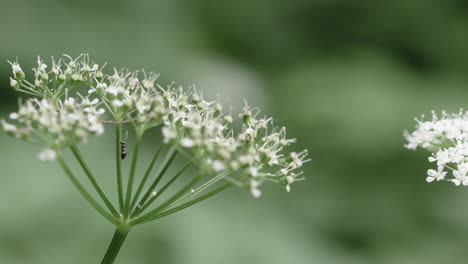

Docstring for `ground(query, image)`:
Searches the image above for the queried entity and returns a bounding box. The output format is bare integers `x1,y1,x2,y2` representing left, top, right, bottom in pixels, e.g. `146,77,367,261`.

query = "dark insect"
120,140,127,160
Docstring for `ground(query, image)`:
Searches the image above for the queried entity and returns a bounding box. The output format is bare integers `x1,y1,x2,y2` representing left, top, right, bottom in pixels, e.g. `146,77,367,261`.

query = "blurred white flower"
250,180,262,198
426,166,447,182
9,77,17,88
405,110,468,187
38,148,57,161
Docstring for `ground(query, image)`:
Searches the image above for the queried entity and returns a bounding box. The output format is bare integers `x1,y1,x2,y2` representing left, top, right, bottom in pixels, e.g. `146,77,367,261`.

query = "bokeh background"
2,0,468,263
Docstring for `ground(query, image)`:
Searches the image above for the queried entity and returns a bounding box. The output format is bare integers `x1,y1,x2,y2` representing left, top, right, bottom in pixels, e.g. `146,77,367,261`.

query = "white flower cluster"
91,69,311,196
8,54,102,99
3,54,309,197
89,69,163,131
405,110,468,185
2,97,105,161
163,98,310,197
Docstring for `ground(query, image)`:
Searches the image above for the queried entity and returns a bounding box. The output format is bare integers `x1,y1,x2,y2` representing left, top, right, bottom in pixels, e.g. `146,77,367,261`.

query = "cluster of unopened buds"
405,110,468,186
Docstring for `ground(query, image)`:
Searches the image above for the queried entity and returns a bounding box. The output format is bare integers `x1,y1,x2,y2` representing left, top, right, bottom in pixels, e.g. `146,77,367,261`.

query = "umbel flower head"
3,54,309,199
2,97,105,160
404,110,468,185
3,54,310,263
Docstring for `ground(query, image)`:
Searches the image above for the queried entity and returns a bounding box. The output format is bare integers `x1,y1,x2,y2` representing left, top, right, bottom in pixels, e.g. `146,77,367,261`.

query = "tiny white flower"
181,138,195,148
1,120,17,132
249,166,258,177
71,73,82,81
90,64,99,71
97,82,108,90
280,168,289,176
106,86,119,96
38,148,57,161
10,77,18,87
426,166,447,182
142,79,154,89
230,161,240,170
112,99,123,107
9,113,19,120
224,115,233,123
250,180,262,198
162,126,177,143
212,160,226,172
251,188,262,198
12,63,22,74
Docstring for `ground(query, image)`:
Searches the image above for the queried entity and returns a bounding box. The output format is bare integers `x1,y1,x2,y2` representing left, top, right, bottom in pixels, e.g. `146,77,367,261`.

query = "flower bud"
9,77,18,88
16,71,26,80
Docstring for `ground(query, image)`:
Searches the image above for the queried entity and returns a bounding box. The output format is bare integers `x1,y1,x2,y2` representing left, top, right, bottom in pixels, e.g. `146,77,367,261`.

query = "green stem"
134,183,232,225
70,144,119,217
124,134,142,215
115,124,124,212
101,229,129,264
57,156,119,225
132,148,178,215
132,174,202,223
132,159,193,216
129,144,163,212
169,171,230,209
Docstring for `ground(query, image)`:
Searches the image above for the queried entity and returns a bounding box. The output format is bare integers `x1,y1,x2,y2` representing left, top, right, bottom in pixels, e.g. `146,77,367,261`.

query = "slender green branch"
57,156,119,225
169,171,230,209
132,148,178,214
124,134,142,215
16,87,42,97
101,230,119,263
70,144,119,217
132,174,202,223
115,124,124,212
101,228,129,264
133,183,232,225
129,144,163,211
132,159,193,216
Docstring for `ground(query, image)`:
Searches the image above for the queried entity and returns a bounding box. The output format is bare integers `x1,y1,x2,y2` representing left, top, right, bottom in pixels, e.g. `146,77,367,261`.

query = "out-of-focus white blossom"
426,166,447,182
10,77,18,88
38,148,57,161
404,110,468,150
405,110,468,187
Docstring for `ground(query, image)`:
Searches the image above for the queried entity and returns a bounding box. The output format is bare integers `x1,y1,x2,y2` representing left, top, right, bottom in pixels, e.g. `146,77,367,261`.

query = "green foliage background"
2,0,468,263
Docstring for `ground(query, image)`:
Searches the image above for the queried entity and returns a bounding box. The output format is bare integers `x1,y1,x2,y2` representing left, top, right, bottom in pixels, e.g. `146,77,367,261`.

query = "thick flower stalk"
2,54,309,263
405,110,468,185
